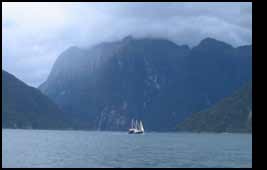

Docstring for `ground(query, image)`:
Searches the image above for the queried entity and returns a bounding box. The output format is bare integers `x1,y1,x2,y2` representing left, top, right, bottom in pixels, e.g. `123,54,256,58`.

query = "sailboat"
128,119,144,134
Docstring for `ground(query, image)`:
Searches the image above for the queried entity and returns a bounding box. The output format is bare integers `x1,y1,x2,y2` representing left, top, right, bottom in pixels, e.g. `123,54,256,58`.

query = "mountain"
2,70,71,129
176,83,252,133
39,37,252,131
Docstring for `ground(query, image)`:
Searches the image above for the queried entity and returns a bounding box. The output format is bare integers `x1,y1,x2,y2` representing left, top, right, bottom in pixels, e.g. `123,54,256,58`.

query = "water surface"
2,129,252,168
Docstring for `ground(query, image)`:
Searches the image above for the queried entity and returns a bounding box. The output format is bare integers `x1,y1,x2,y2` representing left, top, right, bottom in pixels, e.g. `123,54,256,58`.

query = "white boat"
128,119,144,134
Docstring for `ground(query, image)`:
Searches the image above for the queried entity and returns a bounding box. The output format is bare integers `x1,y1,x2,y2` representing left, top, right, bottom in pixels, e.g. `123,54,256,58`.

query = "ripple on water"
2,130,252,168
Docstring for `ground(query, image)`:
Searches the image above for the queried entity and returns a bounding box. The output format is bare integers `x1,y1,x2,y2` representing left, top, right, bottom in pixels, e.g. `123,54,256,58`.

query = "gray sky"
2,2,252,87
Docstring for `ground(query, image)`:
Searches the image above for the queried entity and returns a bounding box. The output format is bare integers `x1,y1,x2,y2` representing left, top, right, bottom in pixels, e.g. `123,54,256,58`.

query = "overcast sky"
2,2,252,87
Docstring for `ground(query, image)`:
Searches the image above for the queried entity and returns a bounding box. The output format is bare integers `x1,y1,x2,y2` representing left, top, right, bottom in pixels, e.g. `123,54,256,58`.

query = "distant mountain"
2,70,71,129
39,37,252,131
177,83,252,133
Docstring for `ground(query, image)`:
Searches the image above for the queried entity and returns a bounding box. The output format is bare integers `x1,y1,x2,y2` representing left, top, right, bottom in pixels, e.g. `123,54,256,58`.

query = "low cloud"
2,2,252,87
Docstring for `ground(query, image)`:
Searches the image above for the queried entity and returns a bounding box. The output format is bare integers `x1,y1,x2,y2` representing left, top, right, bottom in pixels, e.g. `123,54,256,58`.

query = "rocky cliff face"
40,37,252,131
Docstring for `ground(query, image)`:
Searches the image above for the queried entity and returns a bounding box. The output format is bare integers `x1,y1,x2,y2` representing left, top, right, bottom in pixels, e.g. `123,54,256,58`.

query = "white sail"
140,121,144,132
135,120,138,129
137,120,140,130
131,119,134,129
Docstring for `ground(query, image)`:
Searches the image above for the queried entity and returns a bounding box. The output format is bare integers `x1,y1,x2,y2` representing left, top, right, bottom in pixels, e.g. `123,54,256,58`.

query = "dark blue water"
2,129,252,168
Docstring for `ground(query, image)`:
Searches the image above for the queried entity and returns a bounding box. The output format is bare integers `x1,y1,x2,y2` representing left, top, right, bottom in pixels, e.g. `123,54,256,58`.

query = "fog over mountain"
3,2,251,87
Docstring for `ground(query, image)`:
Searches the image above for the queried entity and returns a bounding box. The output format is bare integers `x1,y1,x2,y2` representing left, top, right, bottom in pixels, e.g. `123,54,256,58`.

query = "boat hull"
135,131,144,134
128,129,137,134
128,129,144,134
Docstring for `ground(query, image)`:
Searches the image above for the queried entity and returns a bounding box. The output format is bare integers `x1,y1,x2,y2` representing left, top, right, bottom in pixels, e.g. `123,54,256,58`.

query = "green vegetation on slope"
177,83,252,133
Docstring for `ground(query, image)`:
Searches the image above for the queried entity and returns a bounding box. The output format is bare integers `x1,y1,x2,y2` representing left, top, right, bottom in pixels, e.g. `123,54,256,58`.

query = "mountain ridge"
38,36,252,131
2,70,72,129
